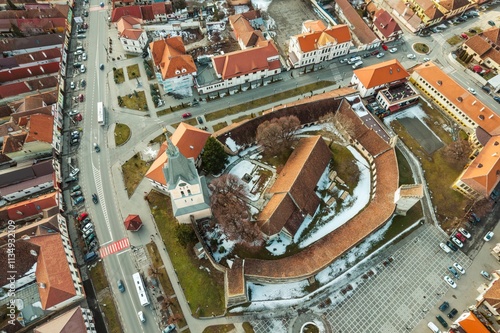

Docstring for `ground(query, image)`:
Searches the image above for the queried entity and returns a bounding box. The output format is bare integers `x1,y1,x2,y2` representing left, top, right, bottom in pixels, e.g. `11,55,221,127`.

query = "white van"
352,61,363,69
427,322,441,333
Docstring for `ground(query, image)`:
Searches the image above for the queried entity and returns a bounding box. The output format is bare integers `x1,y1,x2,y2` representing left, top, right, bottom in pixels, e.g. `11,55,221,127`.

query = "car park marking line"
99,237,130,258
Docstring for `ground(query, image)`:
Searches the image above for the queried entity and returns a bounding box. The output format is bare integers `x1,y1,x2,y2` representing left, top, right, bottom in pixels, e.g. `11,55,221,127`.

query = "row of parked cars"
439,227,471,253
77,212,99,261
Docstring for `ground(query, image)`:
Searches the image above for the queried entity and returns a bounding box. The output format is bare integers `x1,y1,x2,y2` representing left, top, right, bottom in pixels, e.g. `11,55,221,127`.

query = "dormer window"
175,69,181,75
181,68,187,73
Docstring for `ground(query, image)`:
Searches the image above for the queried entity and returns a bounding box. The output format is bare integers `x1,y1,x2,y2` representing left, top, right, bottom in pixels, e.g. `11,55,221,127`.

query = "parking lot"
250,224,472,332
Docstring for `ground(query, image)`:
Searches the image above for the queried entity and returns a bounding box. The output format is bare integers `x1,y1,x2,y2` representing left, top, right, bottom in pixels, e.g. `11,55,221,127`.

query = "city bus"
97,102,105,126
132,272,150,307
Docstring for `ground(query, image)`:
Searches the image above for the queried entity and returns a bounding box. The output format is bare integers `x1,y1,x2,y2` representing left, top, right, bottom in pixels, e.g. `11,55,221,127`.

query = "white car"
484,231,494,241
444,275,457,288
70,81,75,89
162,324,176,333
82,223,93,233
407,54,416,59
80,64,86,73
389,47,398,53
69,109,79,116
451,236,463,248
83,226,94,237
138,311,145,323
453,262,466,275
468,87,476,95
423,57,430,62
458,227,471,239
82,52,87,61
439,242,451,253
376,52,385,58
69,168,80,178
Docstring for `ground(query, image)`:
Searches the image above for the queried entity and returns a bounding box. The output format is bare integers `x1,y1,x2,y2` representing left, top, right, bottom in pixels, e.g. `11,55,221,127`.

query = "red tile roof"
0,62,60,84
335,0,379,44
141,5,154,21
212,40,280,80
373,9,402,38
353,59,409,89
295,24,352,53
25,113,54,144
0,192,57,222
151,3,167,16
28,234,79,309
149,37,196,80
111,5,142,22
33,306,88,333
2,132,27,154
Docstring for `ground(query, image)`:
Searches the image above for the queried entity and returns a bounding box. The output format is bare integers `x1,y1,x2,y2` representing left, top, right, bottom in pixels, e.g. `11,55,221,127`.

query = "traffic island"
412,42,430,54
114,123,131,146
117,91,149,111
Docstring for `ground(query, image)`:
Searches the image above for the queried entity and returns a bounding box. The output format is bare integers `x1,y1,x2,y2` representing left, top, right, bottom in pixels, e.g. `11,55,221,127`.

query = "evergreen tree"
201,137,228,175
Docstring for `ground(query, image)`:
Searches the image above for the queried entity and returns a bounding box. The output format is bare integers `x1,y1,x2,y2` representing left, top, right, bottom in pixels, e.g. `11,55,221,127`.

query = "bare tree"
256,115,300,155
210,174,262,245
442,140,471,166
320,111,356,146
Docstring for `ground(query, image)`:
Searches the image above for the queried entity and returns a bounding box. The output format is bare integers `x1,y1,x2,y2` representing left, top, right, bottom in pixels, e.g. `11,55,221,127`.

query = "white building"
117,16,148,54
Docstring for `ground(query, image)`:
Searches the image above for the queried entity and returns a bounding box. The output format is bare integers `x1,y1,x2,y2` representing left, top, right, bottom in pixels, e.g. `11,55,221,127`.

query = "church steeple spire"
165,134,179,157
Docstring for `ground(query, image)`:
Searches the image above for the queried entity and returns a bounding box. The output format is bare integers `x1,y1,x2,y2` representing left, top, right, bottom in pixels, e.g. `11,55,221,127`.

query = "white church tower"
163,136,212,224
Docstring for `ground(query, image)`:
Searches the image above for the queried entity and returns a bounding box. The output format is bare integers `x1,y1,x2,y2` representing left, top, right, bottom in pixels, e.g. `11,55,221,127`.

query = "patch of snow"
383,104,429,124
252,0,273,11
234,5,250,13
299,146,371,248
32,301,42,309
296,124,324,134
225,137,241,153
265,232,292,255
212,234,236,262
293,214,313,243
249,279,309,301
345,95,369,117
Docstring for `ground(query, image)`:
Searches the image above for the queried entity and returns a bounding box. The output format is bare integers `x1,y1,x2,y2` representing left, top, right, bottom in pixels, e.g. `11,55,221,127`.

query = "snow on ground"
234,5,250,13
265,232,292,255
225,137,241,153
205,225,236,262
292,214,313,243
228,160,263,201
345,95,369,117
249,279,309,301
383,104,429,125
252,0,273,11
298,146,371,248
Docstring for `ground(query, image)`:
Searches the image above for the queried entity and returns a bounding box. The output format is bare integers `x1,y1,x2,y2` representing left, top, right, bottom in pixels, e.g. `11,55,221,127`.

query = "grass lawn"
171,118,198,128
120,91,148,111
205,81,334,122
88,261,107,293
413,43,430,54
157,104,186,117
391,120,470,230
213,122,228,132
203,324,235,333
150,132,167,145
396,149,414,185
101,292,123,333
232,114,252,123
113,68,125,84
114,123,130,146
242,322,255,333
329,143,360,192
127,64,140,80
146,242,175,296
447,35,462,46
121,153,150,197
147,190,225,317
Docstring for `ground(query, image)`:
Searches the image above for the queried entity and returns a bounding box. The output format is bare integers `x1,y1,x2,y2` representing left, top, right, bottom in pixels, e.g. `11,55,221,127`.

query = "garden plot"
228,160,273,201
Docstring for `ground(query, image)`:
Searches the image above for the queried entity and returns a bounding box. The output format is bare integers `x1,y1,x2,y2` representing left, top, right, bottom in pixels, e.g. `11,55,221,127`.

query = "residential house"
454,311,493,333
110,5,143,22
435,0,473,19
0,159,53,202
402,0,444,28
117,16,148,54
145,123,210,192
196,40,281,95
410,61,500,144
453,136,500,199
477,272,500,321
351,59,410,97
228,13,266,49
0,6,68,34
163,137,211,224
461,28,500,72
384,0,422,33
372,9,403,42
0,215,85,313
0,192,58,227
149,36,197,95
0,33,64,57
335,0,381,50
258,136,331,238
33,306,97,333
288,20,351,68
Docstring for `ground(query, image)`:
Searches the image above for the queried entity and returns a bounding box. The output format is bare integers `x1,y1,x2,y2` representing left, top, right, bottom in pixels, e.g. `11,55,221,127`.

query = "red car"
460,33,469,39
182,112,192,119
79,94,84,102
370,50,380,56
77,212,89,221
74,113,83,122
455,232,466,242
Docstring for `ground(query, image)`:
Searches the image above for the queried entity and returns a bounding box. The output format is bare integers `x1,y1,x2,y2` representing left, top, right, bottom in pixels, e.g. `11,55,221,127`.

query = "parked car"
82,223,93,233
92,193,99,204
448,308,458,319
455,232,466,242
362,53,371,58
79,94,84,102
117,279,125,292
69,109,80,116
71,130,80,138
453,262,466,275
83,10,88,17
484,231,494,241
444,275,457,288
446,240,458,251
87,240,98,251
81,218,92,228
427,322,440,333
85,233,95,244
436,315,449,328
82,53,87,61
182,112,192,119
407,54,416,59
488,20,496,26
70,190,82,197
77,211,88,221
481,270,493,281
81,79,86,87
80,64,86,73
339,58,348,64
83,227,94,237
162,324,176,333
370,50,380,56
460,33,469,39
389,47,398,53
71,137,79,145
138,311,145,323
468,87,476,95
423,57,430,62
197,116,203,124
84,251,98,263
439,301,449,311
439,242,451,253
70,81,75,89
448,266,460,279
494,96,500,104
73,196,85,205
100,63,104,70
64,176,78,183
458,227,471,238
481,85,491,93
69,168,80,178
451,236,463,248
72,184,81,191
347,56,361,64
376,52,385,58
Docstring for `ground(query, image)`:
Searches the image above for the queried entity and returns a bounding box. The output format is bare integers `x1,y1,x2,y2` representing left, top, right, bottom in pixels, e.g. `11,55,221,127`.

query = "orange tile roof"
228,14,254,40
303,20,327,32
146,124,210,185
458,312,489,333
25,113,54,143
335,0,378,44
460,136,500,197
411,62,500,135
295,25,351,53
439,0,470,11
117,16,144,40
353,59,409,89
149,37,196,80
28,234,79,309
212,40,280,79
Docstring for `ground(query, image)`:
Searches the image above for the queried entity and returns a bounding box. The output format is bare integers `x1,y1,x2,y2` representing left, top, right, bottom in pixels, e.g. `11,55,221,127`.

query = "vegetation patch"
150,132,167,145
204,81,334,122
233,114,252,123
413,42,430,54
329,143,360,192
101,292,123,333
114,123,131,146
157,104,188,117
202,324,236,333
88,261,107,293
242,322,255,333
447,36,462,46
213,122,228,132
127,64,140,80
143,59,155,80
113,67,125,84
121,153,150,197
147,190,225,317
150,83,161,108
118,91,148,111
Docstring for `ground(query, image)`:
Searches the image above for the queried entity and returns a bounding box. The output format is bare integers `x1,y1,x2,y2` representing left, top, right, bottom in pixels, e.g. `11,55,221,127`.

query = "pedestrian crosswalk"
99,238,130,258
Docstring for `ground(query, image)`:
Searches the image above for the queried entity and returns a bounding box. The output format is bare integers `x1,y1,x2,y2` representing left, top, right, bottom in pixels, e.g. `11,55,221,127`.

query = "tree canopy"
202,137,228,175
256,115,300,156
